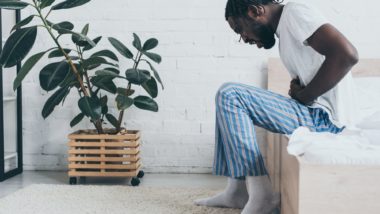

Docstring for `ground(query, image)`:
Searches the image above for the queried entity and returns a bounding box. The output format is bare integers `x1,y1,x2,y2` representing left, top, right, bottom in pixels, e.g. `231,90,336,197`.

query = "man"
195,0,358,213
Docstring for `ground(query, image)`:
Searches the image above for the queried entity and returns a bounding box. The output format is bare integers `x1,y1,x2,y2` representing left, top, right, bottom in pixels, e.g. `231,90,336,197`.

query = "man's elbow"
345,46,359,66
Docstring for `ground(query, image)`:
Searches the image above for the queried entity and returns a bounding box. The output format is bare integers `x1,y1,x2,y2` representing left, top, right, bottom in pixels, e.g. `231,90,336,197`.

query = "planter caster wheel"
131,177,140,186
69,177,77,185
137,170,144,178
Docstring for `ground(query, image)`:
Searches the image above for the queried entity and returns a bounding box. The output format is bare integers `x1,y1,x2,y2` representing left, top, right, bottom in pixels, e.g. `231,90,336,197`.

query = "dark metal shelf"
0,9,23,182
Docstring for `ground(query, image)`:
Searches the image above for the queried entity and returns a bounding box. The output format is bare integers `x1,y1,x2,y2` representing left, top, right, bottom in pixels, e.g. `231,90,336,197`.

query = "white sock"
194,177,248,209
241,175,280,214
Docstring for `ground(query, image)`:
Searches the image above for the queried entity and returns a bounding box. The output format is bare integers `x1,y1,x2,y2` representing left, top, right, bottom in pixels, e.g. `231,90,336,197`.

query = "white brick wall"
13,0,380,171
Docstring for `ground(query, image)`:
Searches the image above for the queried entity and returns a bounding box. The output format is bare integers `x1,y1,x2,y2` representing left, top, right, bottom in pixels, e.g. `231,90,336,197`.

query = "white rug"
0,184,241,214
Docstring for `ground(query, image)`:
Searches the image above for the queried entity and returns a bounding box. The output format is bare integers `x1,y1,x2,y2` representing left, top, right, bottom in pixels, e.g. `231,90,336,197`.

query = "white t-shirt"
276,2,358,128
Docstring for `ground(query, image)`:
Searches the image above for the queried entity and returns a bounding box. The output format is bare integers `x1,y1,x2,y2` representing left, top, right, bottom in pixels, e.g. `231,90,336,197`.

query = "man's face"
228,16,276,49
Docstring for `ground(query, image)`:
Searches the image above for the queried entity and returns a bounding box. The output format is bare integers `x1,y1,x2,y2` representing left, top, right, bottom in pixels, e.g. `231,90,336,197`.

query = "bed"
265,58,380,214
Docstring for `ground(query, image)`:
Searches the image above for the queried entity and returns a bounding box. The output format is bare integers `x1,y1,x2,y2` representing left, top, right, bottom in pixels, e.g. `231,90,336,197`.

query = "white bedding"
287,111,380,165
286,77,380,165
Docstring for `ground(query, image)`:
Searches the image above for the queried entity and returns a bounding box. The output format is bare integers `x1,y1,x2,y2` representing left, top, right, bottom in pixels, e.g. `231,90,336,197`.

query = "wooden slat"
68,140,140,148
69,163,140,170
68,148,139,155
266,132,282,193
68,156,140,162
68,130,140,140
68,169,140,177
281,136,299,214
100,139,105,173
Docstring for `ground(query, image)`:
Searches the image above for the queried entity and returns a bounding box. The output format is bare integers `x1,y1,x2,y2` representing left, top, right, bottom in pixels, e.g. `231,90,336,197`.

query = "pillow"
354,77,380,121
356,111,380,130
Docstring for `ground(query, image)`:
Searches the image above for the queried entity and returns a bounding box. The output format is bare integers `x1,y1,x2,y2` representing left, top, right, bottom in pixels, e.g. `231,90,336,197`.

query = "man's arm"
290,24,359,105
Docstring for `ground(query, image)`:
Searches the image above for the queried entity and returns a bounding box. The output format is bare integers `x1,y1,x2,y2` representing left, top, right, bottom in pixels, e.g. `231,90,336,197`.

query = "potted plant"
0,0,164,186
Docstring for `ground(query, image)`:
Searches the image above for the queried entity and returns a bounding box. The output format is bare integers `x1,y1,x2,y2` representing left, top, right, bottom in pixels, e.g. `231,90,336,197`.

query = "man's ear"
247,5,265,19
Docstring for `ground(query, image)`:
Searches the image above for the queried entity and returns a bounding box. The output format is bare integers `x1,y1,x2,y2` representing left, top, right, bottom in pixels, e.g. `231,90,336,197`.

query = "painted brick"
13,0,380,173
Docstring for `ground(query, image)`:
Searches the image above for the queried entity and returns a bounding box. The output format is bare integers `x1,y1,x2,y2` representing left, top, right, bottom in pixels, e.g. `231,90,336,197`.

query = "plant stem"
77,45,93,96
45,8,52,19
33,1,104,134
34,2,89,97
115,51,143,133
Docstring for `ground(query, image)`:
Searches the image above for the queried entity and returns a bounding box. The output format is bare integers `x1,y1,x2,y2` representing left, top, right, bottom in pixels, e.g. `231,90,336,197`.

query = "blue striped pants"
213,82,344,178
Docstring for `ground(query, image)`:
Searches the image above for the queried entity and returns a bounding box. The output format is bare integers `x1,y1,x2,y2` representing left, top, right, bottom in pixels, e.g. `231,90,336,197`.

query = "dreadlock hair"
225,0,283,20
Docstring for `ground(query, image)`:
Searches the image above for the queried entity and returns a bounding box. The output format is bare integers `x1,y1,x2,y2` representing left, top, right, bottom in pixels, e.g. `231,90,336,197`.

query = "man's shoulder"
284,2,319,14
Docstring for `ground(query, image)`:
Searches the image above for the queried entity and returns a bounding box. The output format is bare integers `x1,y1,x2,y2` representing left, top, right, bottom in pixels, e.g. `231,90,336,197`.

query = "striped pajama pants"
213,82,344,178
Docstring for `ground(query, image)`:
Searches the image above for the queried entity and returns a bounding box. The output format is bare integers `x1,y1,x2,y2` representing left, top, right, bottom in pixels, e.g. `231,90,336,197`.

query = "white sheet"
287,111,380,165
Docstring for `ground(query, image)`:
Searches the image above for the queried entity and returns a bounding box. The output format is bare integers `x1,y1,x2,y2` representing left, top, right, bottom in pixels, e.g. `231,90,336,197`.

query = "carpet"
0,184,241,214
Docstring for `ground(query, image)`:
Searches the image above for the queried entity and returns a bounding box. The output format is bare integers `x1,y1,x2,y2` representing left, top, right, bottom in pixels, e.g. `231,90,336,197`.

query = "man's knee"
215,82,240,105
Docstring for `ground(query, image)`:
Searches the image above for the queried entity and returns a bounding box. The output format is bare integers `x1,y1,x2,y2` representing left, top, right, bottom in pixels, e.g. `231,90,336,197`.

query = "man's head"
225,0,283,49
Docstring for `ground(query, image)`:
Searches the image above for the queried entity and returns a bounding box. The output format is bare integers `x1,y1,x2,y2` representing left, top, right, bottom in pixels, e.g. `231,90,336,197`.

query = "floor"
0,171,227,199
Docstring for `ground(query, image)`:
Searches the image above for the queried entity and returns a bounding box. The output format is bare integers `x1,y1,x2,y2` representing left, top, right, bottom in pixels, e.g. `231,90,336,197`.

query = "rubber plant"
0,0,164,134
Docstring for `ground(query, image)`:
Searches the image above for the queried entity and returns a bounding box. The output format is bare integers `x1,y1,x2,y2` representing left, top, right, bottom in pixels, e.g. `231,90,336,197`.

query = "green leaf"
100,95,108,106
39,61,70,91
103,67,120,74
70,113,85,127
58,28,96,47
40,0,55,9
81,23,89,35
117,88,135,96
105,114,118,129
142,77,158,98
142,38,158,51
51,21,74,31
83,57,105,68
134,96,158,112
83,56,116,70
0,1,29,10
83,36,101,51
144,60,164,89
52,0,90,10
108,37,133,59
100,95,108,114
125,68,151,85
91,50,118,61
0,27,37,68
142,51,161,64
78,96,102,121
72,25,89,46
132,33,142,50
116,94,134,110
101,104,108,115
71,24,90,46
42,86,70,119
11,15,34,32
48,48,71,58
59,69,77,88
95,69,124,79
13,51,47,91
91,76,117,94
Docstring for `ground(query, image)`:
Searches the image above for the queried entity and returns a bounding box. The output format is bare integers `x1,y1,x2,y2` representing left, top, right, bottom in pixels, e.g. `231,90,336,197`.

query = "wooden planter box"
67,129,144,186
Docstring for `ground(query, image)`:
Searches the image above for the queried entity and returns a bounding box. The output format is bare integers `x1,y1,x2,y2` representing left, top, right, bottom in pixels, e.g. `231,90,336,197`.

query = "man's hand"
288,78,313,105
288,77,303,98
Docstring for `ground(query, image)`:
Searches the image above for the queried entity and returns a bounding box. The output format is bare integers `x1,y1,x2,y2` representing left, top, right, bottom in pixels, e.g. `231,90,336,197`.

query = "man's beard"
252,23,276,49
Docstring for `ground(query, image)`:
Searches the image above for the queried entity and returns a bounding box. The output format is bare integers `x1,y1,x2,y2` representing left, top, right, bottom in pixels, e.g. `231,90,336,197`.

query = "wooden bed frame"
266,58,380,214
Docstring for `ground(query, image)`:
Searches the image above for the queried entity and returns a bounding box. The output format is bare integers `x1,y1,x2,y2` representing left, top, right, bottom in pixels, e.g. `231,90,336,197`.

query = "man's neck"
266,4,285,33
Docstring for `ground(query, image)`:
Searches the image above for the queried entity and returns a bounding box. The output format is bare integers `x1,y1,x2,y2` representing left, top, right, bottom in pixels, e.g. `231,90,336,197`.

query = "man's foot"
194,178,248,209
241,176,280,214
241,192,280,214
